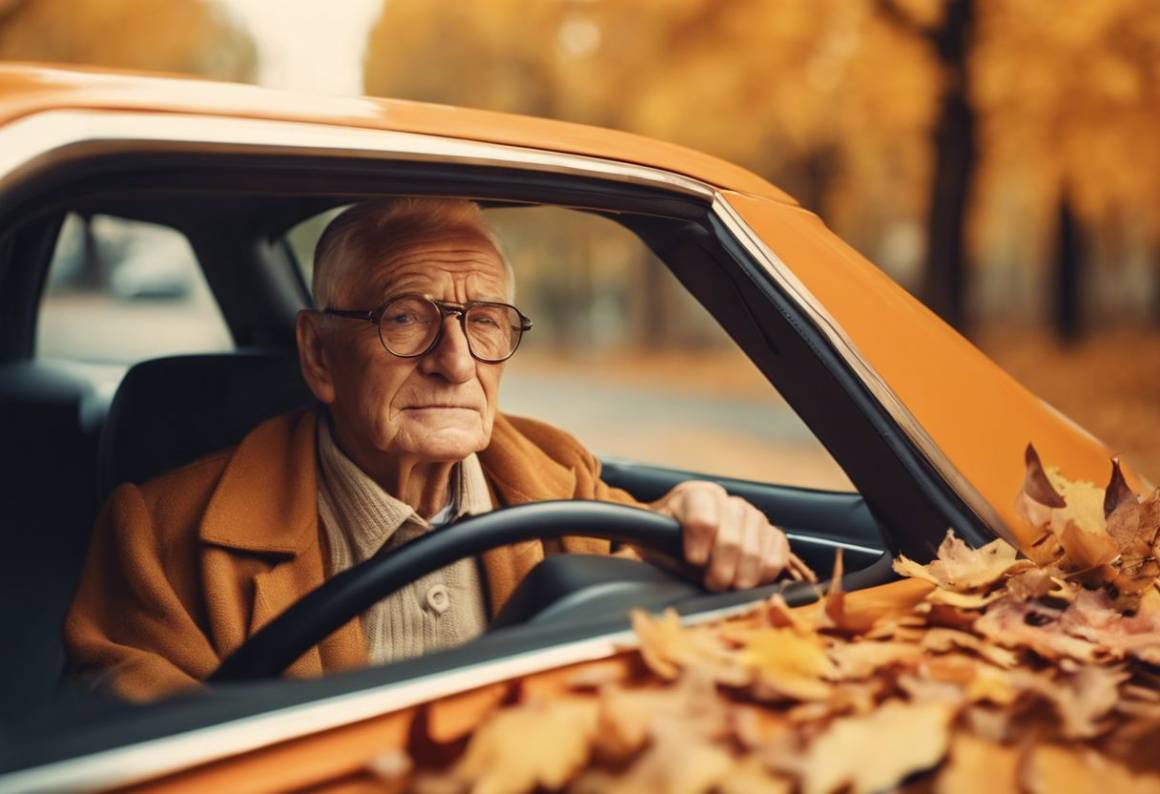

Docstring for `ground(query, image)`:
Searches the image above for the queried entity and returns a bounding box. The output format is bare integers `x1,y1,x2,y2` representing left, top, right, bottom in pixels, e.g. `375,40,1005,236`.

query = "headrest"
97,351,313,498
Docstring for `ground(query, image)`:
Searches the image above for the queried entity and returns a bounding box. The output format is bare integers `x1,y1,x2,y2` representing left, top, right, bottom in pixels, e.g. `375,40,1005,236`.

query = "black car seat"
0,351,311,721
96,351,314,500
0,361,107,721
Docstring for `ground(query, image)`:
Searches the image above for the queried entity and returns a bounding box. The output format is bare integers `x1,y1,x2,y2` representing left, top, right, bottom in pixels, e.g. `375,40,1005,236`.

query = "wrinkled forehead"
340,229,509,304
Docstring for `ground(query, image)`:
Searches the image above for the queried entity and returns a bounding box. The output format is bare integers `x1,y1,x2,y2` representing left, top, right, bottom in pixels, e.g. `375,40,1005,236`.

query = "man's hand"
650,480,816,591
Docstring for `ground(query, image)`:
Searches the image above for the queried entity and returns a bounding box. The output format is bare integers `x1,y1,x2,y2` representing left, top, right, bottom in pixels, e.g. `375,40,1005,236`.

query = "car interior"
0,151,988,777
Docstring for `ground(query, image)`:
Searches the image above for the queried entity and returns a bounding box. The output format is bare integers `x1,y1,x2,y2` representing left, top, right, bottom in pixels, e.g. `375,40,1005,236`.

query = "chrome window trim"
0,108,1007,792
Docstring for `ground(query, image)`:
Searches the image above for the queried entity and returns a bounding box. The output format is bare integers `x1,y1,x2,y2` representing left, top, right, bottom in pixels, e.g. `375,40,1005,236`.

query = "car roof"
0,63,796,204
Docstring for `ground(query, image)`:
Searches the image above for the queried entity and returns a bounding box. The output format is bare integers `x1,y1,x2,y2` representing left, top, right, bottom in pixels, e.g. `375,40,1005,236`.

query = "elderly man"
65,198,810,701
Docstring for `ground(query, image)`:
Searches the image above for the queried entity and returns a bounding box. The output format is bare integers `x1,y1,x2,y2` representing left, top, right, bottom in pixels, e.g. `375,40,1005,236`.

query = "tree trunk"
1053,190,1085,344
920,0,977,334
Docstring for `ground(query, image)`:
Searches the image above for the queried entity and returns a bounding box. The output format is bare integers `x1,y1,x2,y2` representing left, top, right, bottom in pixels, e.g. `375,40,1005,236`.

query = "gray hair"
311,197,514,308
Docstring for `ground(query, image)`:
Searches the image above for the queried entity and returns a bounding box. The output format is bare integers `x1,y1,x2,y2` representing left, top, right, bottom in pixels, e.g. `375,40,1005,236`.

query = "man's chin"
397,414,488,460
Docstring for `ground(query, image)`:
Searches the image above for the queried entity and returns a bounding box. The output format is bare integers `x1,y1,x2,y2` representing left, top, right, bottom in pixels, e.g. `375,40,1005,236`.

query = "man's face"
310,231,509,466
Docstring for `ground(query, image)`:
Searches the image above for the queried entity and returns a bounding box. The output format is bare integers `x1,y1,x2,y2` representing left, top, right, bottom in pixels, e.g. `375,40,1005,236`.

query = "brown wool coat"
64,407,642,701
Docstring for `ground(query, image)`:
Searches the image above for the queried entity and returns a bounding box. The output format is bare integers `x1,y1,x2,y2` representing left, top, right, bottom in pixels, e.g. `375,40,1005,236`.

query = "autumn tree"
0,0,256,82
364,0,937,346
971,0,1160,341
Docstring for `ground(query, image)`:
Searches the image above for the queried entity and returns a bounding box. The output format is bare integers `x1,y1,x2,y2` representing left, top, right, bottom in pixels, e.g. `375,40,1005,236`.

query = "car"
0,63,1146,793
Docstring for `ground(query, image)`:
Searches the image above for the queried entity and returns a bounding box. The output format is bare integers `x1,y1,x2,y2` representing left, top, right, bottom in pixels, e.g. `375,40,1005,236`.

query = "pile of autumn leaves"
381,446,1160,794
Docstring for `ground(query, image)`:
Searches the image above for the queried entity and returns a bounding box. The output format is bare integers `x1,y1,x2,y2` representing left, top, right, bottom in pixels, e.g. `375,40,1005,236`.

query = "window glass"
287,204,853,491
37,213,232,363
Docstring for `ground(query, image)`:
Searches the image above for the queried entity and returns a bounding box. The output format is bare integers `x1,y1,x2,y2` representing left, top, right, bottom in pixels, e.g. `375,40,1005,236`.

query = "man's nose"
418,315,475,382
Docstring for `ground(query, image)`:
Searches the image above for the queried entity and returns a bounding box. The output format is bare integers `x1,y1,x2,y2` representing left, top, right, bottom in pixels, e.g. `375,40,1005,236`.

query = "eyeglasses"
322,293,533,363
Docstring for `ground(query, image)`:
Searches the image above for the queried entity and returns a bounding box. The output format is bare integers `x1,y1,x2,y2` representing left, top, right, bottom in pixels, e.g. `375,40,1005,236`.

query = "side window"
37,213,232,363
286,204,852,491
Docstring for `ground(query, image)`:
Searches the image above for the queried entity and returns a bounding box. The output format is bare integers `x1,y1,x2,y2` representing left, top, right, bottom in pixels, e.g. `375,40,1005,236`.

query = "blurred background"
7,0,1158,487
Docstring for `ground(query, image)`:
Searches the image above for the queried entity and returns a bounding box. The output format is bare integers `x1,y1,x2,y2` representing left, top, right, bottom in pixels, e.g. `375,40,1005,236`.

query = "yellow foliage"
0,0,256,81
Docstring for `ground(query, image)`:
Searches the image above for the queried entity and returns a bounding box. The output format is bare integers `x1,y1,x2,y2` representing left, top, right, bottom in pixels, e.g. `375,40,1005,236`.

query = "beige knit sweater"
315,418,491,664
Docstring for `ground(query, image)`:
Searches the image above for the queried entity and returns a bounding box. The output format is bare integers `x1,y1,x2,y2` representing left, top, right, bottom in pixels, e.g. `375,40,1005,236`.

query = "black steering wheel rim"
211,500,685,683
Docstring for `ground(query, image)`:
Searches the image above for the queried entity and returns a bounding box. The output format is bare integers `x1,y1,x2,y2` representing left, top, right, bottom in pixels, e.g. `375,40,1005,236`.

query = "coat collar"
478,413,578,507
199,407,320,555
197,407,580,555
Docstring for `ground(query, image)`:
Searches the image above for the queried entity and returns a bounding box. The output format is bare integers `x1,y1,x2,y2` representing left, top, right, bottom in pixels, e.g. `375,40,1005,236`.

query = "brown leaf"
442,696,599,794
736,628,835,701
1015,447,1121,571
1020,743,1160,794
1021,444,1068,509
1048,468,1122,570
923,587,1006,610
595,673,725,762
1033,665,1128,739
576,720,737,794
919,627,1020,668
827,640,924,680
1105,458,1138,519
630,609,748,686
934,733,1020,794
975,597,1105,663
894,531,1031,592
717,757,794,794
1107,488,1160,560
772,699,953,794
1059,589,1160,665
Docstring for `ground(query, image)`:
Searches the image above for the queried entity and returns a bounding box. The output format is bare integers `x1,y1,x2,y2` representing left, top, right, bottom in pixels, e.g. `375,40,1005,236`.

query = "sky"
218,0,384,94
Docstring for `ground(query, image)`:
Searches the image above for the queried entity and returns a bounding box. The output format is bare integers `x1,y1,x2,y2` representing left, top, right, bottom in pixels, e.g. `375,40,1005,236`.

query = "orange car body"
0,64,1134,792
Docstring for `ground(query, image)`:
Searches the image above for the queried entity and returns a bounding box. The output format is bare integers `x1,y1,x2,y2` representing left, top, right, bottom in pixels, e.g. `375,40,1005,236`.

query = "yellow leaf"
446,696,599,794
775,699,953,794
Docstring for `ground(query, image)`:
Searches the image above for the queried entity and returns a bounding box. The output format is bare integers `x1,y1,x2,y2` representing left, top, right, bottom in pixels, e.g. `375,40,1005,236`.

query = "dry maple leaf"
933,732,1021,794
1020,743,1160,794
571,720,736,794
893,531,1031,592
826,640,924,680
629,608,748,685
770,699,954,794
595,672,725,762
919,627,1019,668
436,695,599,794
974,597,1104,663
734,627,835,701
1028,665,1128,739
922,587,1007,610
1016,444,1121,571
1105,458,1139,518
1059,589,1160,665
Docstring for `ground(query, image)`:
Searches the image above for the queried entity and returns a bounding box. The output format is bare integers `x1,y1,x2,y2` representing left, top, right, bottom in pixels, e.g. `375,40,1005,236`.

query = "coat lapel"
477,414,580,615
200,406,366,674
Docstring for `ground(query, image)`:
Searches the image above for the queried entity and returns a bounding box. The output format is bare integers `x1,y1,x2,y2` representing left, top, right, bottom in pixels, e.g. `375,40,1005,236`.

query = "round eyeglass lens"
378,295,440,356
465,303,521,361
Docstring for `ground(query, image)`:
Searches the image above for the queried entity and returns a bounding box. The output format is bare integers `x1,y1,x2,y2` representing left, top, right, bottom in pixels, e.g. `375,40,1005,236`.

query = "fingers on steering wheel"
704,498,744,591
757,524,789,585
679,487,720,567
734,504,767,589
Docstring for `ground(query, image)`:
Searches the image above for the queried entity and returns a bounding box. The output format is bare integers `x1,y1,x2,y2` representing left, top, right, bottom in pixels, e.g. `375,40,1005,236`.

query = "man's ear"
296,310,337,404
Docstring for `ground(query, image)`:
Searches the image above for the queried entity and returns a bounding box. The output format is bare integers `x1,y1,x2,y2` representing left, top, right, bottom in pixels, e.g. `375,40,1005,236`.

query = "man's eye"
386,312,419,325
470,314,500,328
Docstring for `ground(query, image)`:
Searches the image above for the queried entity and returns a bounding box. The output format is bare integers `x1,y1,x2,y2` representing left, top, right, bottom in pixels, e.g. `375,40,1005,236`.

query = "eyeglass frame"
320,293,534,363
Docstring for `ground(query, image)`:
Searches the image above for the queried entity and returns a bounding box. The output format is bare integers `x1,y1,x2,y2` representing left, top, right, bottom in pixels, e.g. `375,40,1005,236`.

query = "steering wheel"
210,501,686,683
